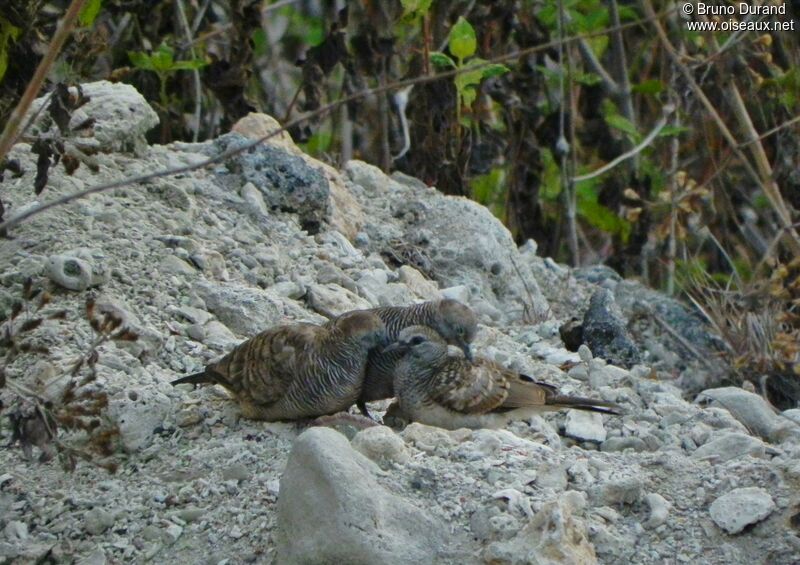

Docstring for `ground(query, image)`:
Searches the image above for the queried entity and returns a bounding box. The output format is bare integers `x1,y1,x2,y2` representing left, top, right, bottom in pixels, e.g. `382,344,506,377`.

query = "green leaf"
0,17,21,84
631,79,664,95
605,114,639,138
128,51,155,71
401,0,433,18
576,181,631,239
170,58,207,71
481,63,510,79
79,0,103,27
449,17,476,60
455,66,484,94
658,125,690,137
430,51,456,68
150,44,175,72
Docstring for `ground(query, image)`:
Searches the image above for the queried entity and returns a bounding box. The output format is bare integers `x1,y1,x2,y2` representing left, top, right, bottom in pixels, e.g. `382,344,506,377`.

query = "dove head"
333,310,389,349
433,299,477,361
384,325,448,362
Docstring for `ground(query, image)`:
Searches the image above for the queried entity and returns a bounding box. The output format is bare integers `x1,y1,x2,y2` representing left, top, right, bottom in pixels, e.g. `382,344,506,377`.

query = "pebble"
565,410,608,442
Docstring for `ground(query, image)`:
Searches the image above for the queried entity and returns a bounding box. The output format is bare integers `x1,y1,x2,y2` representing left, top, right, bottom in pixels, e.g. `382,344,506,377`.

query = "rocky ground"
1,81,799,564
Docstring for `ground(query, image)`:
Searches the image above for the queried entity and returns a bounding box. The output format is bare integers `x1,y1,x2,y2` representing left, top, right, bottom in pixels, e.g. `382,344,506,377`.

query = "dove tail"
546,395,623,415
171,370,218,387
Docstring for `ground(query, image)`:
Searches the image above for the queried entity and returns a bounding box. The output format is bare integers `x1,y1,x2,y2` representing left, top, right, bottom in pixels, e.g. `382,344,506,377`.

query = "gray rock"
222,463,251,482
83,508,115,535
696,387,798,442
306,283,372,317
643,493,670,529
212,134,330,233
592,476,643,506
240,182,269,217
601,436,649,452
3,521,27,542
784,409,800,426
692,432,766,462
26,81,159,155
158,255,196,276
346,160,548,322
483,498,596,564
275,427,447,565
195,280,316,336
565,410,607,442
351,426,410,469
47,248,109,291
709,487,775,534
582,288,642,368
202,320,239,350
108,388,171,452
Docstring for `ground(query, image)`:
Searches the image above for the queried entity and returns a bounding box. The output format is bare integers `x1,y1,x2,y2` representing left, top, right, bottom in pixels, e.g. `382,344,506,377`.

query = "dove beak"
460,341,474,362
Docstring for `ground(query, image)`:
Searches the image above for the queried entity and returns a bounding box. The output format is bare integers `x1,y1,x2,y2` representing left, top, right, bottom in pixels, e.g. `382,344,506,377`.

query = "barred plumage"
171,311,387,421
357,299,477,414
385,326,622,430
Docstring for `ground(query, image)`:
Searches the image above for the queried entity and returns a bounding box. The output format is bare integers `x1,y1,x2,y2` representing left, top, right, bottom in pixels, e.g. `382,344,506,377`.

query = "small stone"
709,487,775,534
222,463,251,482
47,248,109,291
601,436,648,452
565,410,607,442
4,521,28,541
159,255,196,276
176,507,204,523
578,344,593,363
164,523,183,544
592,477,643,506
351,425,410,469
83,508,115,535
440,285,470,304
643,493,670,529
692,432,766,462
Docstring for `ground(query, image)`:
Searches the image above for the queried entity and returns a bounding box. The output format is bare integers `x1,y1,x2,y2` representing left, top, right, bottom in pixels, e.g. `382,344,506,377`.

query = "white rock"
643,493,670,528
47,248,109,291
108,387,171,452
578,344,593,363
26,80,159,155
483,499,596,564
691,432,766,462
709,487,775,534
565,410,607,442
275,428,447,564
4,521,28,542
440,285,470,304
696,387,798,442
306,283,372,317
351,425,410,468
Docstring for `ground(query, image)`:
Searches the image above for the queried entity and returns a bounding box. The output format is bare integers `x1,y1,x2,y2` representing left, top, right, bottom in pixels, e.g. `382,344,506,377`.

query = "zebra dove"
171,310,387,421
384,325,621,430
357,299,478,416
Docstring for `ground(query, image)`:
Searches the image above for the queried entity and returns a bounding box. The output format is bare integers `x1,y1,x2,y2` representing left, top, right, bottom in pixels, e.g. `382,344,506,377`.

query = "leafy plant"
128,43,206,111
430,17,509,126
0,16,21,84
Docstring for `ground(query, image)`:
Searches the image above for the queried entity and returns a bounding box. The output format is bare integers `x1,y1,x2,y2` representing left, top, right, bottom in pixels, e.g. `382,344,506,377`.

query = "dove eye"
409,336,425,346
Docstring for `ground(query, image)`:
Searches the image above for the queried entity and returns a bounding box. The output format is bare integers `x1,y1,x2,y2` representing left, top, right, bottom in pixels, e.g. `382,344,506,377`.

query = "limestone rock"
709,487,775,534
275,428,447,564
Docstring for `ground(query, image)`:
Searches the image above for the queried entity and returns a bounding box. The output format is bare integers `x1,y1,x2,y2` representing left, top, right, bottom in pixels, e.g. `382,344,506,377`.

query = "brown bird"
171,311,387,421
384,326,621,430
357,299,478,417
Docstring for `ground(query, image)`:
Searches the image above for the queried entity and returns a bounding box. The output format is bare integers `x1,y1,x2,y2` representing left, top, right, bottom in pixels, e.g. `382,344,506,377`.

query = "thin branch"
0,10,673,234
640,0,800,256
175,0,203,142
740,115,800,147
572,104,673,183
0,0,88,166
